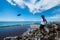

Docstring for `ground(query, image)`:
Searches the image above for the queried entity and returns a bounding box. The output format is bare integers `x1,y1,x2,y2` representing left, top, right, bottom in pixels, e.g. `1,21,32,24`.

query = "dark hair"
41,15,46,21
41,15,45,18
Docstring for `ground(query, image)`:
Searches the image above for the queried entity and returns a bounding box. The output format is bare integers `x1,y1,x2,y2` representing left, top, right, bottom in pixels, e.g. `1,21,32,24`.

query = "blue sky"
0,0,60,21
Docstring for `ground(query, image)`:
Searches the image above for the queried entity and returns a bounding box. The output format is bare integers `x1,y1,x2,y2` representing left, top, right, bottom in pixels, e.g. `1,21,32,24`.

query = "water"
0,25,30,40
0,21,40,26
0,21,40,40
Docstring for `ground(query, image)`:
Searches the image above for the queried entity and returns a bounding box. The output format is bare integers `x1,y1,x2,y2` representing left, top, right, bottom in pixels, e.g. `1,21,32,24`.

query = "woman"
40,15,47,33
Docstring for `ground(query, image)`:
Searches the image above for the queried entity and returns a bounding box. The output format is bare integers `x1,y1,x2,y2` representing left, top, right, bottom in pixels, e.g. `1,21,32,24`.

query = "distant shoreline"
0,24,27,28
0,23,40,28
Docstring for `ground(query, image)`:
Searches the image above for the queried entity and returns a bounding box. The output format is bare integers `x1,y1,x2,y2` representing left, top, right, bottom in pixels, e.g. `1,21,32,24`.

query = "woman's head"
41,15,46,21
41,15,45,18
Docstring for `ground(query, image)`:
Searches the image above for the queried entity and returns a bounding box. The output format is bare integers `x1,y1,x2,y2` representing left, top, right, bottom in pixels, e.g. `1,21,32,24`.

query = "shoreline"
0,24,40,28
0,25,30,40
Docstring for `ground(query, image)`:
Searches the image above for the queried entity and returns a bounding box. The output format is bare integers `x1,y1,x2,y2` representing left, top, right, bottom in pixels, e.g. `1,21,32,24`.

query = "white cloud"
6,0,16,6
47,8,60,22
50,14,60,19
47,14,60,22
6,0,60,14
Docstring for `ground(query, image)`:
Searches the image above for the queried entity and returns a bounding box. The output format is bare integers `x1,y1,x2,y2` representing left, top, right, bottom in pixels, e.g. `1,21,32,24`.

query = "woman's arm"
44,18,47,24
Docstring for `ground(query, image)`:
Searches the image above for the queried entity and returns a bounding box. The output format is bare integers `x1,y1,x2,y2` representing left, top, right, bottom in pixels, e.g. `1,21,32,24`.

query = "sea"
0,21,40,26
0,21,40,40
